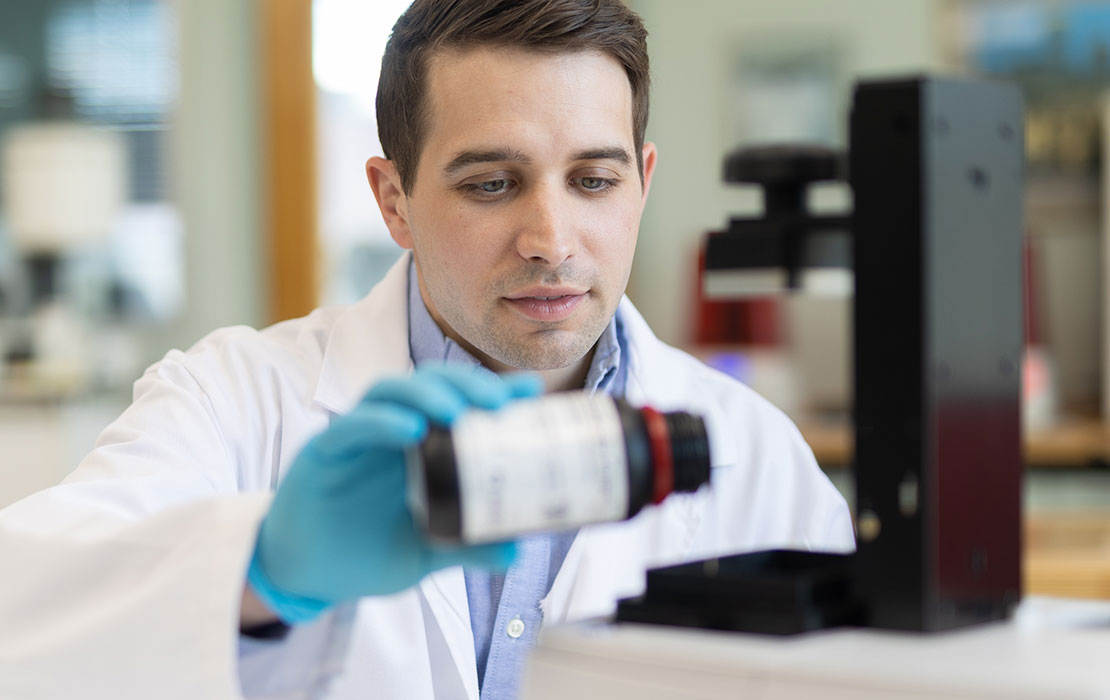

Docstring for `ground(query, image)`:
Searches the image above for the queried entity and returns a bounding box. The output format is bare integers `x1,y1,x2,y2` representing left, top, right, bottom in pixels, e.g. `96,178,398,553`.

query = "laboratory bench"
522,597,1110,700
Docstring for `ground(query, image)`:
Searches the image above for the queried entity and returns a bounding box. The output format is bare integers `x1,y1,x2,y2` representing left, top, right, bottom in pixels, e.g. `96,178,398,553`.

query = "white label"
453,394,629,543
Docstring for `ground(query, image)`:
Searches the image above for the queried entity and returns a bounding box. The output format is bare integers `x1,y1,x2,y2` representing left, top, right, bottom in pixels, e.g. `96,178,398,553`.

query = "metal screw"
858,510,881,542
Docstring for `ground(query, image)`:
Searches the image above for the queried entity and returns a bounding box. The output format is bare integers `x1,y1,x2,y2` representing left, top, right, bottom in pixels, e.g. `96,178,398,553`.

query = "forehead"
419,46,635,165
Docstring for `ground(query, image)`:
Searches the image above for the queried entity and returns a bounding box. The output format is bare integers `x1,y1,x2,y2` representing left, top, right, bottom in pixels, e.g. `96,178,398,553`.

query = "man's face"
372,47,656,378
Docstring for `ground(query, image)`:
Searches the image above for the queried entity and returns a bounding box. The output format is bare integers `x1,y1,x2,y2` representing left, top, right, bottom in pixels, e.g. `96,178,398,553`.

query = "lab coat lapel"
542,519,650,625
619,296,701,408
543,495,709,625
313,252,414,415
311,254,479,697
418,568,479,700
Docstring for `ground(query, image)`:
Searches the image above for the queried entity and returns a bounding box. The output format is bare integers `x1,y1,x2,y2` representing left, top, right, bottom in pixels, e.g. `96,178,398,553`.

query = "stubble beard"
474,310,606,371
431,266,613,372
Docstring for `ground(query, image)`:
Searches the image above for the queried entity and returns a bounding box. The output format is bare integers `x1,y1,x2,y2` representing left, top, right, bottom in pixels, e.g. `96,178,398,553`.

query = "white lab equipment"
1,122,127,391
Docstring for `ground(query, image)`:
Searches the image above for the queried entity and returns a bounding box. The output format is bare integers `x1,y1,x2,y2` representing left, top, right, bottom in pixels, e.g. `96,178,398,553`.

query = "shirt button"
506,617,525,639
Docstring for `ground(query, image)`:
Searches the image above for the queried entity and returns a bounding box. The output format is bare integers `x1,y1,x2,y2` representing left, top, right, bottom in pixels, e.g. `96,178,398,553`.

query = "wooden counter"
800,417,1110,469
1026,513,1110,600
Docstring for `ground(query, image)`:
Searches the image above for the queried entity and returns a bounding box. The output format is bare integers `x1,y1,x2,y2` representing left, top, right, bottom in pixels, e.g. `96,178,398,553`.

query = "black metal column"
850,77,1024,631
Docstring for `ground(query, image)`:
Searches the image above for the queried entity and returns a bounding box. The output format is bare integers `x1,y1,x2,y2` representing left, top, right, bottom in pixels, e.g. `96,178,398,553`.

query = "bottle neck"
665,411,711,492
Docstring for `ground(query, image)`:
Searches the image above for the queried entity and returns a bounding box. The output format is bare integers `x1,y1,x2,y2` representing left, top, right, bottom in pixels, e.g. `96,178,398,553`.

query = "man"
0,1,853,699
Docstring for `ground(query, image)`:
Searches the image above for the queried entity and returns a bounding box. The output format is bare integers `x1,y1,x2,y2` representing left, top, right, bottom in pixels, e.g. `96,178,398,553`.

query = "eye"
574,175,616,193
477,179,511,194
460,177,516,199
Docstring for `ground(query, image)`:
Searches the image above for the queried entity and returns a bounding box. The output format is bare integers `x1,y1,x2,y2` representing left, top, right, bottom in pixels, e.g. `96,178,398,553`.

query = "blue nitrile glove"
248,366,544,624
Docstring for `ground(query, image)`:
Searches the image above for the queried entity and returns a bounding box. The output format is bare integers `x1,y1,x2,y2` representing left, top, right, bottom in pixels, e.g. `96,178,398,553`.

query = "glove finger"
364,374,470,425
415,365,514,410
424,539,518,574
365,366,518,424
313,403,427,456
500,372,544,399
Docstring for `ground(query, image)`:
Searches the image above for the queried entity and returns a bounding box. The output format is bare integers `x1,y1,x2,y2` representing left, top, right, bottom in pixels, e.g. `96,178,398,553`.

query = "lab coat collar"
619,296,702,408
312,252,414,415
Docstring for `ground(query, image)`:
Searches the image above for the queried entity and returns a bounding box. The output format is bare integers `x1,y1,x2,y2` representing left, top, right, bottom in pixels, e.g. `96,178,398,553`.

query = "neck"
532,346,595,393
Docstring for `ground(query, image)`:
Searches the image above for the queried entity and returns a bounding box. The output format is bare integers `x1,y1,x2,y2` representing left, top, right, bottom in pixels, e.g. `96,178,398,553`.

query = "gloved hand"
247,365,543,623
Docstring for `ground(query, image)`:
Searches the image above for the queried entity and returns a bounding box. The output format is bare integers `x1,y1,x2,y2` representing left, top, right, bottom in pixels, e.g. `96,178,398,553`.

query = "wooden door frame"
258,0,318,324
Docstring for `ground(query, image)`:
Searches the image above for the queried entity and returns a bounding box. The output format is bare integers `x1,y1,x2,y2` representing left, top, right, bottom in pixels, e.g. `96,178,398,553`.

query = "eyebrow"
571,147,632,167
441,145,633,176
442,148,531,176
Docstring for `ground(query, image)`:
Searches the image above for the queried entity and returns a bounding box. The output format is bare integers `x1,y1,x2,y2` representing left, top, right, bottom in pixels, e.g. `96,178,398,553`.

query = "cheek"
411,206,503,286
412,205,471,260
589,207,641,265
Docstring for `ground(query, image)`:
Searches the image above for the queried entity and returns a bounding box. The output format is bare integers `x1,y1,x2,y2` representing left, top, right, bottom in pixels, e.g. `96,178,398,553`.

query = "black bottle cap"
664,412,711,492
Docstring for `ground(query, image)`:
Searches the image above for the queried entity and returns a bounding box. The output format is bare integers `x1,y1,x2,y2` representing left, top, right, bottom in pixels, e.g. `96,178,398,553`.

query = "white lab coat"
0,254,853,700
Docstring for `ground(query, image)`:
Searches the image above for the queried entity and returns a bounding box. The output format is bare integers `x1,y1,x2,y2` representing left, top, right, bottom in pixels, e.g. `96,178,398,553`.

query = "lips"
504,287,587,322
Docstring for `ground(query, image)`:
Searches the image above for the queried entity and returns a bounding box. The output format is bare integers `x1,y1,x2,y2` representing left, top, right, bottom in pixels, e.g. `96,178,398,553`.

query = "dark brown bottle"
406,392,711,544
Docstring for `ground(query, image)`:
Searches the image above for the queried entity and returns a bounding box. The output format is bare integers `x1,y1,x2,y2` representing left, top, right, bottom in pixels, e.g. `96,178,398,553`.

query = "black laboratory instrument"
617,76,1024,634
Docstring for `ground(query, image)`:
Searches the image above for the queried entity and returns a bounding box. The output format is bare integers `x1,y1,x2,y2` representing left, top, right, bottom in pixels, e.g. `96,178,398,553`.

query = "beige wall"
167,0,263,352
626,0,942,346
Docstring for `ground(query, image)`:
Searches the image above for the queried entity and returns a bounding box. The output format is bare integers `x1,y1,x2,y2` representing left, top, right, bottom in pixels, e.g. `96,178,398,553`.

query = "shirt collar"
406,258,624,395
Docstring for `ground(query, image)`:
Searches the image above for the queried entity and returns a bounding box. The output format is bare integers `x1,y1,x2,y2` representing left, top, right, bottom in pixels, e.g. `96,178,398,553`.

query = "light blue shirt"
406,261,627,699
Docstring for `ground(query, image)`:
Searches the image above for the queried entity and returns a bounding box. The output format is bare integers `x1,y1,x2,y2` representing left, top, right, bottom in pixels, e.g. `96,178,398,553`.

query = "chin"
492,331,598,372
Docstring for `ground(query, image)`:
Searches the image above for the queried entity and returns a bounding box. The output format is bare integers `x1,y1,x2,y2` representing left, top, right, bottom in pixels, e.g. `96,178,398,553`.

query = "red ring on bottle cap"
641,406,673,504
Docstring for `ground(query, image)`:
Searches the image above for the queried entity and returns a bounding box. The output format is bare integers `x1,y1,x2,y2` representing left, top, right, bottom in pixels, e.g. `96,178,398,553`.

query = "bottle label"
452,394,630,542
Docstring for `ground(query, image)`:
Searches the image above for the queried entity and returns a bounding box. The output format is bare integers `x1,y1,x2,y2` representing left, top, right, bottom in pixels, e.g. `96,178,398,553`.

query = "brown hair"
376,0,650,194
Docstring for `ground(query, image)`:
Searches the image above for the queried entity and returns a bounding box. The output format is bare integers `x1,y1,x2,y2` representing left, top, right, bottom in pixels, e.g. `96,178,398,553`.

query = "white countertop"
522,597,1110,699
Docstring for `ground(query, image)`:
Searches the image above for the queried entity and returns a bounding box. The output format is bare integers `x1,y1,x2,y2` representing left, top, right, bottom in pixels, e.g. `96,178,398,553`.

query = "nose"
514,183,578,266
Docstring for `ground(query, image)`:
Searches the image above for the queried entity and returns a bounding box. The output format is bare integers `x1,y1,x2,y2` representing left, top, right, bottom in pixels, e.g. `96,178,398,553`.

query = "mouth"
504,288,588,322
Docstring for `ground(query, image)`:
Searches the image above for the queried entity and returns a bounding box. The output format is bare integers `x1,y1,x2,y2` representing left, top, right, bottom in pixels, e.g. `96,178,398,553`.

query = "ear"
366,156,414,249
639,141,658,204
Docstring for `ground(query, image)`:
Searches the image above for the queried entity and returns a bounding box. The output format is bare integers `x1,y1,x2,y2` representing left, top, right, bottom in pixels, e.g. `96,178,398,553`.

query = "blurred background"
0,0,1108,599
